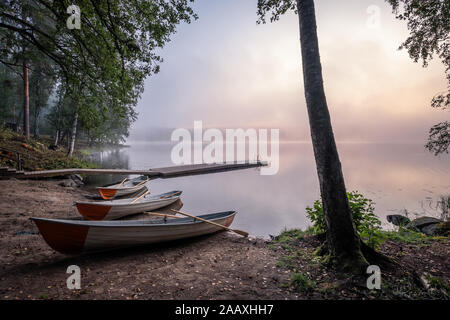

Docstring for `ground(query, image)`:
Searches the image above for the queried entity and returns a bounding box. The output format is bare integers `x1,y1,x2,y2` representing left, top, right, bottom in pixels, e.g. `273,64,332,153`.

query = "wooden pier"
0,161,267,179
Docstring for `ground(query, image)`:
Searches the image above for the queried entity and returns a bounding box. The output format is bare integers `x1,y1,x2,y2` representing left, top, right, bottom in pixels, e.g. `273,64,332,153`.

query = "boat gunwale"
97,176,150,189
76,190,182,206
96,184,148,191
30,211,236,228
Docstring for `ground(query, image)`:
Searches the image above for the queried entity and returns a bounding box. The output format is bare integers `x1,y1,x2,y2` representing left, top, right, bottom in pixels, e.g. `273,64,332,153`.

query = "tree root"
314,233,399,274
359,239,399,270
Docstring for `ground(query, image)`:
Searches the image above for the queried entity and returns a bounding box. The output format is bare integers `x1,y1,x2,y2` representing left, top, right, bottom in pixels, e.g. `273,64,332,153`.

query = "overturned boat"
30,211,236,254
75,190,182,220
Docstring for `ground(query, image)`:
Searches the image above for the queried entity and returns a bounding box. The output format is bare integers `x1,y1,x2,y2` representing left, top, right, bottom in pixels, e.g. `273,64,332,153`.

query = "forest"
0,0,196,156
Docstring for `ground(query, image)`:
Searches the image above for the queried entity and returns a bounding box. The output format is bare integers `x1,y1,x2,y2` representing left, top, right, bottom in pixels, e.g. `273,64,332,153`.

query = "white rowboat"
75,190,182,220
96,176,150,199
30,211,236,254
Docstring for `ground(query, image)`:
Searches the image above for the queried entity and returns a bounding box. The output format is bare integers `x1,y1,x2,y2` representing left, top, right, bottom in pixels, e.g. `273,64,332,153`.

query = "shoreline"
0,179,448,300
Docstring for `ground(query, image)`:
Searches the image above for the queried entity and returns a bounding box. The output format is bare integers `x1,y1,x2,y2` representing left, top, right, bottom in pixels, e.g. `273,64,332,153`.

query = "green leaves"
426,121,450,155
386,0,449,154
1,0,197,147
306,191,382,247
256,0,296,24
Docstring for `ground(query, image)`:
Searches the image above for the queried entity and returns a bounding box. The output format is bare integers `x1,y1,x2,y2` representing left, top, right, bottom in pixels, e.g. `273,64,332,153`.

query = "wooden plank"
158,162,265,178
22,168,160,178
13,162,267,179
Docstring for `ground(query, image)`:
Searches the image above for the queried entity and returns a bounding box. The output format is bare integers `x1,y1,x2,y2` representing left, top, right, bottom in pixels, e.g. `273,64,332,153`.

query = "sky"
129,0,448,143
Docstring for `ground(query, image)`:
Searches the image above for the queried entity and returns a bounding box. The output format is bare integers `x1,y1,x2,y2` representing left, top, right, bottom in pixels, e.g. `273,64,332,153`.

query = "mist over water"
87,142,450,237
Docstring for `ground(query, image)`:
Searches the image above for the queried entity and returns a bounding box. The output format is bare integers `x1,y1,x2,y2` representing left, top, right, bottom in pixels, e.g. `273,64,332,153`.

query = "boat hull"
96,176,150,199
31,211,236,254
76,191,182,220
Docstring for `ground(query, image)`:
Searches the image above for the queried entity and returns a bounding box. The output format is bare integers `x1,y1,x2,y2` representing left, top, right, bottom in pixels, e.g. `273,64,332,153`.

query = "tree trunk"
68,111,78,157
33,67,41,139
54,129,59,146
23,60,30,140
296,0,367,272
12,103,16,126
60,130,67,146
54,87,64,147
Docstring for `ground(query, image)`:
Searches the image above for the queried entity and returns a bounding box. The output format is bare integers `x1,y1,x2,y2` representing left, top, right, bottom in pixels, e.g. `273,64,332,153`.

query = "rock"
387,215,448,236
406,217,442,231
386,215,411,226
437,221,450,236
421,221,450,237
67,174,84,187
59,179,78,187
418,274,431,291
420,224,440,236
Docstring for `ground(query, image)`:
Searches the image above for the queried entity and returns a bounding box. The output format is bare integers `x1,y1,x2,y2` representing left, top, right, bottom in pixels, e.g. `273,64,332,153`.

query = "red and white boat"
30,211,236,254
75,190,182,220
96,176,150,200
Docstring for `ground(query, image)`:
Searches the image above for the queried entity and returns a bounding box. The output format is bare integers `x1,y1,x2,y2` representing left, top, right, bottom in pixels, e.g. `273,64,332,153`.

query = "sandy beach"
0,179,297,299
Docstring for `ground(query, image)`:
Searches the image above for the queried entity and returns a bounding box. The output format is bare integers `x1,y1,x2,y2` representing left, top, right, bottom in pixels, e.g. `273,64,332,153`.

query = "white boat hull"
31,211,236,254
96,176,150,199
75,191,182,220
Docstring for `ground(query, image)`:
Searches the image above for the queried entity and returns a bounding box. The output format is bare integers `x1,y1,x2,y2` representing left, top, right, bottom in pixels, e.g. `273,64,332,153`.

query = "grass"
276,251,300,269
0,127,98,171
270,227,321,293
272,228,312,244
290,273,316,293
425,274,450,294
366,228,448,249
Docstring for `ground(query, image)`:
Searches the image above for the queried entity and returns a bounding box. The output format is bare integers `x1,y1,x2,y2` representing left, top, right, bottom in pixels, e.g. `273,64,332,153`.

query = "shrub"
306,191,382,247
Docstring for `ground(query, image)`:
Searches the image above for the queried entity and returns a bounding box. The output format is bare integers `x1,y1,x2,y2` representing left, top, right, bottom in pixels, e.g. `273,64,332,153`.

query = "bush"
306,191,382,247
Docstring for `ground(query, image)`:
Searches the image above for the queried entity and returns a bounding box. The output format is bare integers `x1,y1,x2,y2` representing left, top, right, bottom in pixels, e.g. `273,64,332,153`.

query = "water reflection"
86,142,450,237
84,148,130,186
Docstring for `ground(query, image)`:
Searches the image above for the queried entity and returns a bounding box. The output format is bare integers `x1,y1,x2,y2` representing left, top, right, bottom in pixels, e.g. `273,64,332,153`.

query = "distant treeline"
0,0,197,155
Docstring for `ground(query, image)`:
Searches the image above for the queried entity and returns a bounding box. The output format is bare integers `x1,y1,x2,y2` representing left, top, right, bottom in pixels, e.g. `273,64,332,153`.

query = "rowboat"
96,175,150,200
75,190,182,221
30,211,236,254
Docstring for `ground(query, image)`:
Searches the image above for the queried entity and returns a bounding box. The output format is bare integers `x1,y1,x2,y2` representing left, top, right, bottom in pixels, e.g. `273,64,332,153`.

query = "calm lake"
85,142,450,237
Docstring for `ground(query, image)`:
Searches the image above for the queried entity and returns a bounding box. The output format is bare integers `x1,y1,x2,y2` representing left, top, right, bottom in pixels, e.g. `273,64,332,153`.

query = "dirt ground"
0,179,297,300
0,179,448,300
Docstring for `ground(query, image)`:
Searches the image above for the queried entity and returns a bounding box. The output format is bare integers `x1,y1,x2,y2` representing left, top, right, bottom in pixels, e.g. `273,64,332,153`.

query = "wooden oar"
160,191,181,199
117,177,128,188
146,212,182,219
134,177,150,188
170,209,248,237
131,190,150,203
